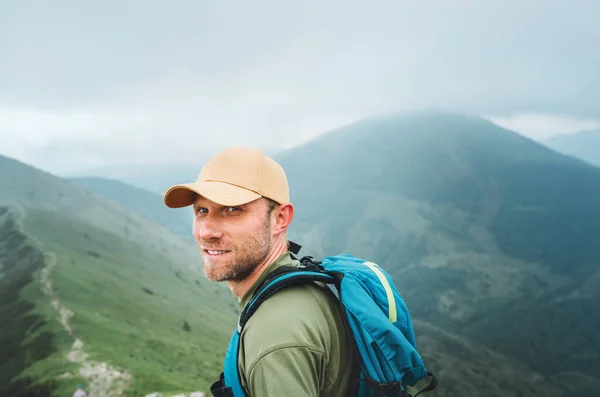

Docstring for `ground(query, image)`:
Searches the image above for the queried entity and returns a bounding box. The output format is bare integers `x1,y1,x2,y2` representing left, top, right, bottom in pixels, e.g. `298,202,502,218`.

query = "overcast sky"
1,0,599,174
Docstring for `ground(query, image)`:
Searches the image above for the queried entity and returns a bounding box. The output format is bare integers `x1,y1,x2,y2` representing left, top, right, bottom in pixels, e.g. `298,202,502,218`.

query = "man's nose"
198,214,223,241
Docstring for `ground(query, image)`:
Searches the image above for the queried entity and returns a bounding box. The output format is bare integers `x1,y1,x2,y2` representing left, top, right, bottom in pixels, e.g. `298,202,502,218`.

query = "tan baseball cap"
163,147,289,208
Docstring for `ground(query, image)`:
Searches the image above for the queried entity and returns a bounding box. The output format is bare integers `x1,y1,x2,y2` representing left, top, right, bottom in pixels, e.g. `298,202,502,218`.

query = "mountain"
46,111,600,396
405,320,563,397
274,111,600,396
64,163,202,196
64,147,282,196
544,129,600,167
69,176,194,242
0,154,237,397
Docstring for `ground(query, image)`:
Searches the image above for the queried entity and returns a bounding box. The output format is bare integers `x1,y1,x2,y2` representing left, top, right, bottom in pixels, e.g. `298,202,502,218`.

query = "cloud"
486,113,600,141
1,0,599,173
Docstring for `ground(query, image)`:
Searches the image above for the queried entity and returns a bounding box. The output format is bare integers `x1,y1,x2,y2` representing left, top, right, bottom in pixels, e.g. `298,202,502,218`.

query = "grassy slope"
0,154,195,265
69,176,194,242
0,207,66,397
25,208,237,395
409,320,562,397
460,269,600,394
0,155,237,396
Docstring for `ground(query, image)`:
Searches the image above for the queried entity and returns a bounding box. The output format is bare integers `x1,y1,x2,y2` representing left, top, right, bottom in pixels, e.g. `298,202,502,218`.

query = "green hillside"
65,163,202,196
0,155,237,397
69,176,194,241
0,206,60,397
406,320,563,397
273,111,600,396
544,129,600,167
0,155,195,265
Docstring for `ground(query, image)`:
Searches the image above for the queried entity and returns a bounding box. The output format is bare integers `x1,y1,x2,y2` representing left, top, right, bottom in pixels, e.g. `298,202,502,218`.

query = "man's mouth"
204,249,230,256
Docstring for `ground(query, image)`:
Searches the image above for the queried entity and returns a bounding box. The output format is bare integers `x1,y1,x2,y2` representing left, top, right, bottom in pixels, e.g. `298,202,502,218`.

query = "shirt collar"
239,251,299,312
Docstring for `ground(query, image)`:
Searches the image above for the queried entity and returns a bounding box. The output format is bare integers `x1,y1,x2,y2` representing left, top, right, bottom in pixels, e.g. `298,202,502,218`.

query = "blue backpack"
210,251,438,397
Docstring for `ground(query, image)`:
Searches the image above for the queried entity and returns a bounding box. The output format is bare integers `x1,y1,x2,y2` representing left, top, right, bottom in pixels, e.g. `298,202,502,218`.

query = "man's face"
192,196,275,282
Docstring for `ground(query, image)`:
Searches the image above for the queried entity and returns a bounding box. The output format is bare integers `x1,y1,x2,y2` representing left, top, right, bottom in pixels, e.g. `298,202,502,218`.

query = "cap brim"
163,181,262,208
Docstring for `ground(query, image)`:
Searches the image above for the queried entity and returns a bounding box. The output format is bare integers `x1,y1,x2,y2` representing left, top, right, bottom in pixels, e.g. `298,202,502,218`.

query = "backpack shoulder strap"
210,257,339,397
239,262,337,328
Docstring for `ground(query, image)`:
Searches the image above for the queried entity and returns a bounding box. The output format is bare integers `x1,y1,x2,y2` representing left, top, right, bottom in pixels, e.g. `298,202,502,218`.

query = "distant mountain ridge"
63,148,282,196
69,176,194,241
544,129,600,166
65,163,202,196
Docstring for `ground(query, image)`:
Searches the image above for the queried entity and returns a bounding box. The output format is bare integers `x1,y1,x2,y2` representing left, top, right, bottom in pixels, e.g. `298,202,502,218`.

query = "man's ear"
273,202,294,235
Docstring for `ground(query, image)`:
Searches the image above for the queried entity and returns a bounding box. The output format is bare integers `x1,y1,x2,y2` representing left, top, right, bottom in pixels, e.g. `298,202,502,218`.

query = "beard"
199,215,273,282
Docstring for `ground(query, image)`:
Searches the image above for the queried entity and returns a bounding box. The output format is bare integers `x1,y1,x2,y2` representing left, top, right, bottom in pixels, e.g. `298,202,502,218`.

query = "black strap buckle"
413,372,437,397
365,378,408,397
210,373,234,397
288,240,302,255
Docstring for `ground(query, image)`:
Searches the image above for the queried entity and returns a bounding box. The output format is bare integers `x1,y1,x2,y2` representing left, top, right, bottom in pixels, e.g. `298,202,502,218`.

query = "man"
163,147,359,396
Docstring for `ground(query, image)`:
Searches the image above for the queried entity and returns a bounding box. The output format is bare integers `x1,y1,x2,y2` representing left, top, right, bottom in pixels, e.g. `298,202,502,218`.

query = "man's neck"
227,236,288,299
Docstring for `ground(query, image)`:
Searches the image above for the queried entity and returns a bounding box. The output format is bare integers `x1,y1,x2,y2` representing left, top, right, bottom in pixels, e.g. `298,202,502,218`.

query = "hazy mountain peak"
544,128,600,166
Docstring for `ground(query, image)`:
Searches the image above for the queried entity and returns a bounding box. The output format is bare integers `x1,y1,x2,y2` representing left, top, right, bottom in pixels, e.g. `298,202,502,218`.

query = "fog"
1,0,598,173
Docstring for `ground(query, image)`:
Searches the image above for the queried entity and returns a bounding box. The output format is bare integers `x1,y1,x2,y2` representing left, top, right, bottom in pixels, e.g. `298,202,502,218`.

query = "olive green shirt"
237,252,359,396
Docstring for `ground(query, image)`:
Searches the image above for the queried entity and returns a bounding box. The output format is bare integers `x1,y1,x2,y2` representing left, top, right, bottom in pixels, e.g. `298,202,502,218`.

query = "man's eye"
226,207,241,212
197,208,208,214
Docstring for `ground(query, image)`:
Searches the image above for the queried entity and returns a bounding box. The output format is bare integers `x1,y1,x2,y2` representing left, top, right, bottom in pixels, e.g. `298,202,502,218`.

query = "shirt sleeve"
245,344,327,397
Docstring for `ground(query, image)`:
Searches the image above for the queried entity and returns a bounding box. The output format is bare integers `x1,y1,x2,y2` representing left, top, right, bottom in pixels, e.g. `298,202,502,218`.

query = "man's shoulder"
244,281,336,333
239,281,339,357
237,277,360,397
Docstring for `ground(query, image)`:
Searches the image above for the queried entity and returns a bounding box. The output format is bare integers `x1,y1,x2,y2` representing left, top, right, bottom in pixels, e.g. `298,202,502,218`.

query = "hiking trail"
13,204,206,397
13,204,132,397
